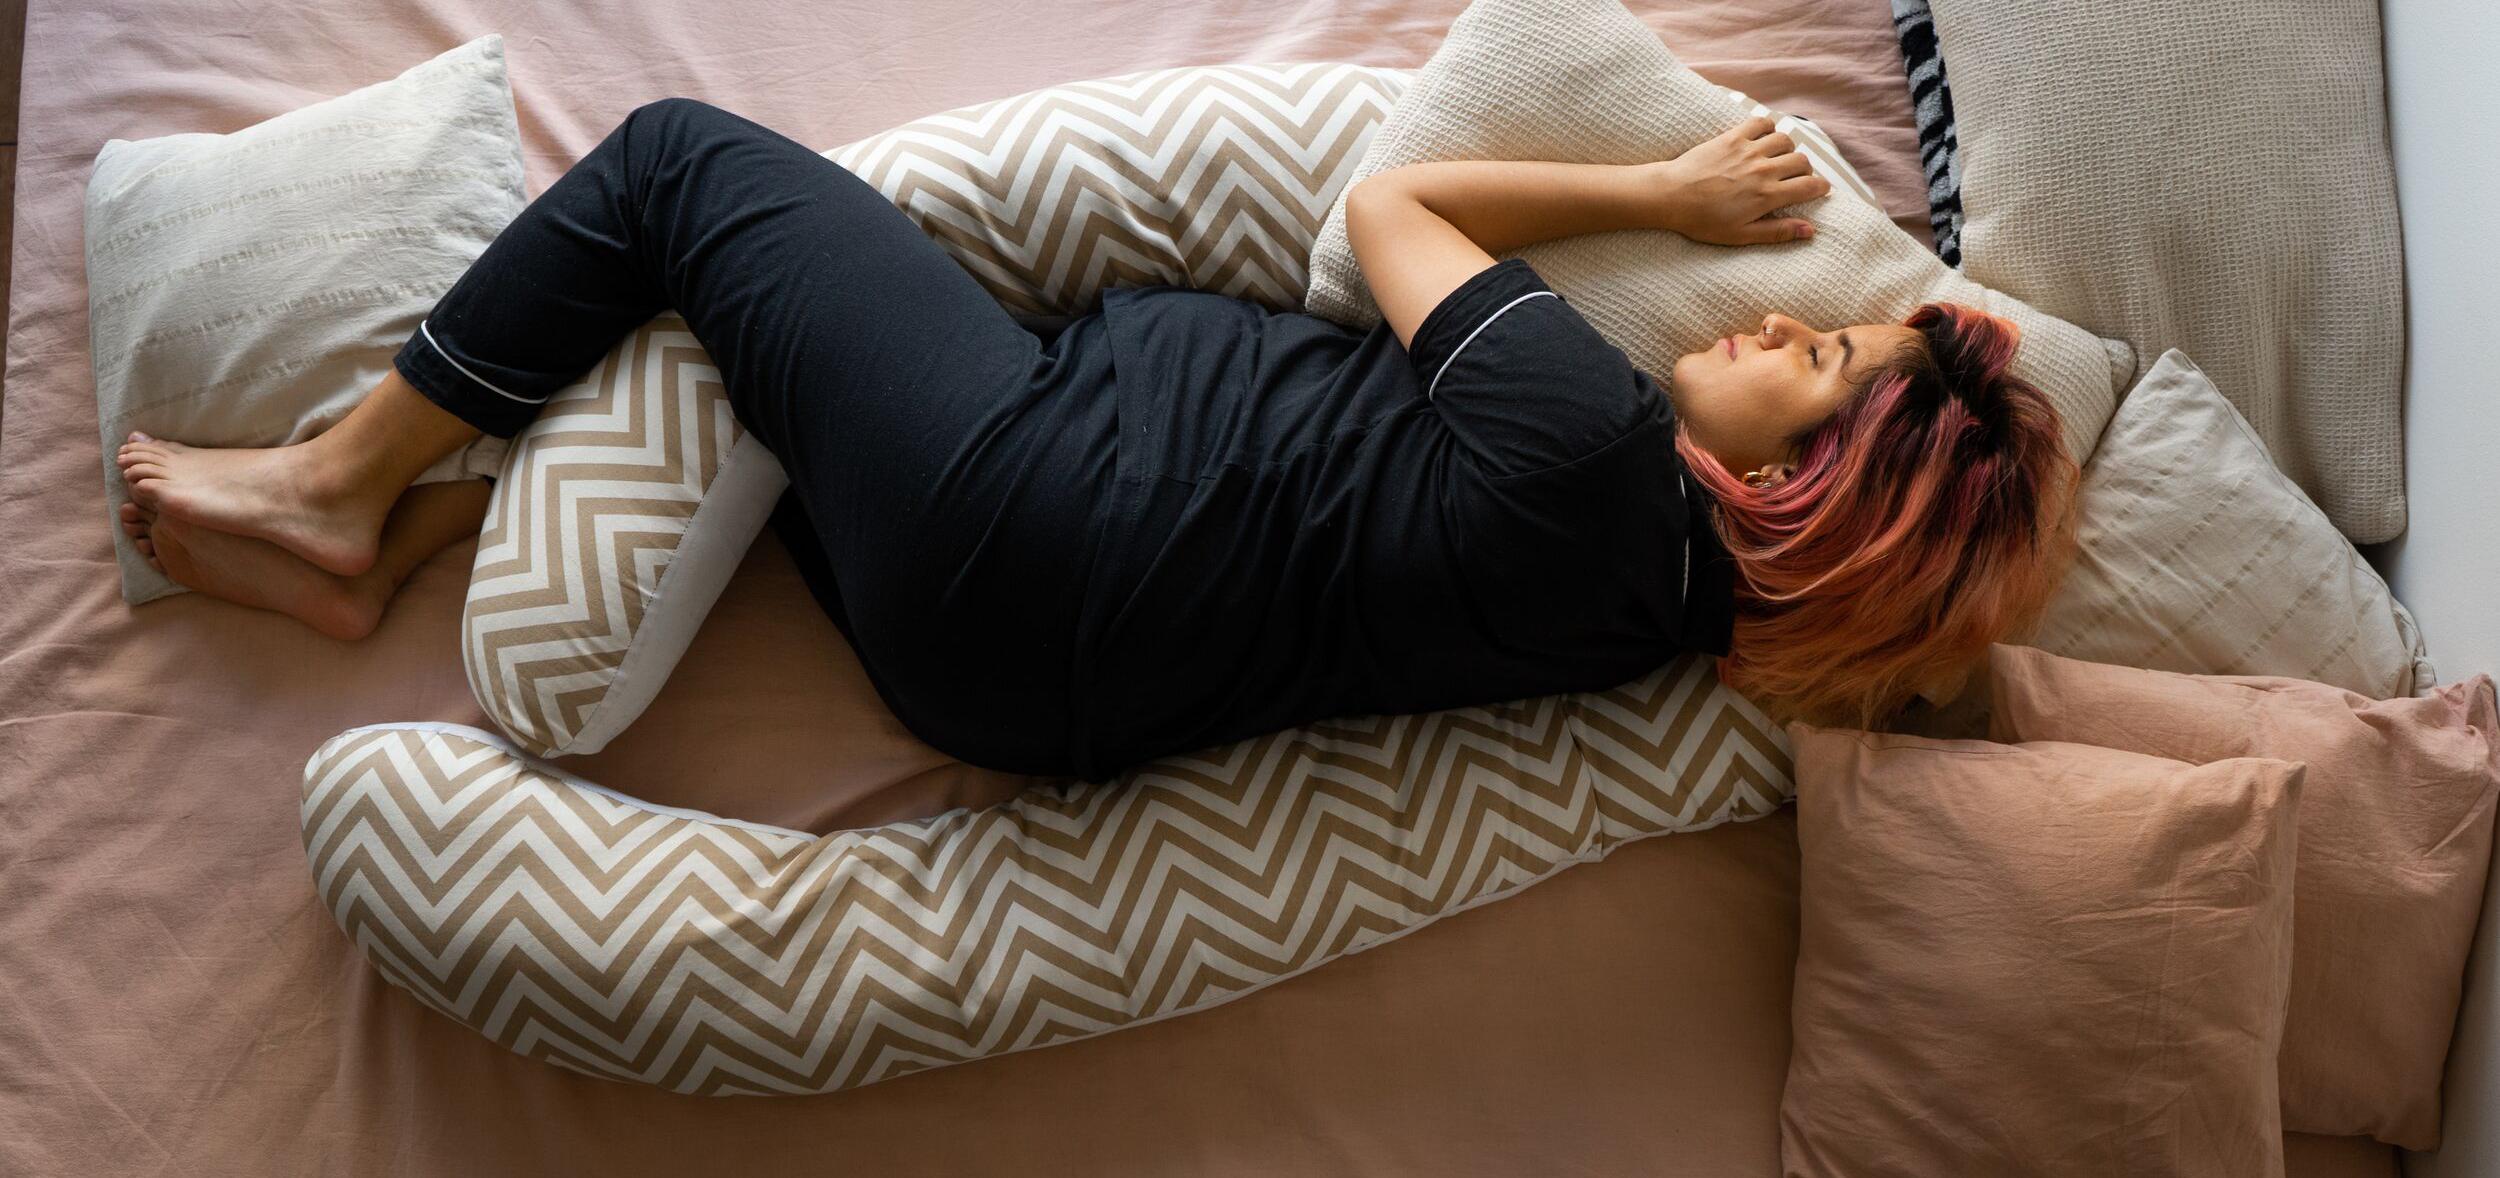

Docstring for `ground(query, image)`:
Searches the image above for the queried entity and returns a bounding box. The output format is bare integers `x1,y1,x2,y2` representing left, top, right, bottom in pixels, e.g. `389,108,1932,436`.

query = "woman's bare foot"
116,431,391,577
119,500,387,640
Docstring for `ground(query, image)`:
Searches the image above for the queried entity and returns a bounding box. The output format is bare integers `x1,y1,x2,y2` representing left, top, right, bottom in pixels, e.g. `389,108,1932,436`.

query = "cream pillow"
1302,0,2131,466
2028,350,2432,695
83,35,523,606
1893,349,2436,741
1925,0,2406,543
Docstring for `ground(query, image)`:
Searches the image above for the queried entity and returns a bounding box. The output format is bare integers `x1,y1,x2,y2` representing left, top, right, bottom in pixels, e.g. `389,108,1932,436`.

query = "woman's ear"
1740,461,1793,488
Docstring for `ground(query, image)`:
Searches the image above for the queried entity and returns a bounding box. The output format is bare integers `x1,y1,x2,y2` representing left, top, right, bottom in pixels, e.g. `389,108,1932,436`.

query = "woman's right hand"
1647,117,1832,247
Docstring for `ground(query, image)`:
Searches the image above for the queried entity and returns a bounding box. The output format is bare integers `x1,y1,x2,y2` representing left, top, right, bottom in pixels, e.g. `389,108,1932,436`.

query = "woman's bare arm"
1344,116,1833,349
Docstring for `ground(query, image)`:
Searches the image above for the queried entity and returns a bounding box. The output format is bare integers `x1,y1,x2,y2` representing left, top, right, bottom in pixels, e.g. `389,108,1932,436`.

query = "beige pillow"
1892,349,2436,741
1925,0,2405,543
83,35,523,606
1989,644,2500,1150
1783,722,2304,1176
1301,0,2131,465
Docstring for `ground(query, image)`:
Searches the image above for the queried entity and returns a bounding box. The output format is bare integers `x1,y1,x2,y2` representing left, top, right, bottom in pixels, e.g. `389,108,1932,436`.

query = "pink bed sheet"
0,0,2392,1173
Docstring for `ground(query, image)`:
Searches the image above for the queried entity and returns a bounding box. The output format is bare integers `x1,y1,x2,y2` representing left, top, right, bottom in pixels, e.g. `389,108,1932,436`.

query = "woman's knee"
623,96,737,143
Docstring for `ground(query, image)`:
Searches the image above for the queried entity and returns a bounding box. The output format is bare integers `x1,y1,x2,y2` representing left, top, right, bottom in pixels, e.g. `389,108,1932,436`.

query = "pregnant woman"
115,99,2075,784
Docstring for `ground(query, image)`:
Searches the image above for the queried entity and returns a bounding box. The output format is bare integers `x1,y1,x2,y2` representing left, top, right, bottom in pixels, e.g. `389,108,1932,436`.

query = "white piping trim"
1425,290,1557,401
1678,471,1692,608
419,320,546,405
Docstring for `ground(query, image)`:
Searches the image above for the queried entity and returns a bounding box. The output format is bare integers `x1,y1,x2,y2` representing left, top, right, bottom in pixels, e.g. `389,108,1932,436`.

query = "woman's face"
1667,313,1921,476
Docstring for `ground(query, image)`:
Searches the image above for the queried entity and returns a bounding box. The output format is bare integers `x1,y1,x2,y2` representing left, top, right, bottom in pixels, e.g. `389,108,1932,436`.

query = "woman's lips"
1724,335,1737,360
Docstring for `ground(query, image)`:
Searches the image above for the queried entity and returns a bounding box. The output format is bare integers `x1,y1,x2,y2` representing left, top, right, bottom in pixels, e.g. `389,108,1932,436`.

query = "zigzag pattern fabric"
824,62,1409,315
302,652,1788,1096
461,315,788,757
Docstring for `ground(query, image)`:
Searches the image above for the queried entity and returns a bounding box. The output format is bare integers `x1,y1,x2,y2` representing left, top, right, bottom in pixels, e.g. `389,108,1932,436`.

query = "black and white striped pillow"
1891,0,1965,267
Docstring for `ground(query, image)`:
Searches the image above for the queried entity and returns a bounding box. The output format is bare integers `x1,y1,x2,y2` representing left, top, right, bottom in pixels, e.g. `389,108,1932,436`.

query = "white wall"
2370,3,2500,682
2379,1,2500,1173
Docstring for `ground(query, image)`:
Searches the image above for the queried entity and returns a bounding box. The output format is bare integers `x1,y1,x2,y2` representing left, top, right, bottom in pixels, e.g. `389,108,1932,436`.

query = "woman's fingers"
1728,216,1815,245
1770,152,1815,180
1754,131,1796,157
1734,115,1777,140
1777,173,1834,203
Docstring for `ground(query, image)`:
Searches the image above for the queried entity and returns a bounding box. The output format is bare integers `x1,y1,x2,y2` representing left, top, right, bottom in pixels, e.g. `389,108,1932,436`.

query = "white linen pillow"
2031,349,2434,696
1924,0,2407,543
1302,0,2132,466
83,35,524,606
1891,349,2437,740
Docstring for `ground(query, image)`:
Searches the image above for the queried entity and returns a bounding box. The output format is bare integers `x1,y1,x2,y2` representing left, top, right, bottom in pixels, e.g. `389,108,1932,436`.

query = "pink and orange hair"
1672,302,2080,729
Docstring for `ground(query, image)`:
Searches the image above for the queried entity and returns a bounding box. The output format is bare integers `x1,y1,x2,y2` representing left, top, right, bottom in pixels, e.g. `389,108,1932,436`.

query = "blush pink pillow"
1782,722,2305,1176
1987,643,2500,1150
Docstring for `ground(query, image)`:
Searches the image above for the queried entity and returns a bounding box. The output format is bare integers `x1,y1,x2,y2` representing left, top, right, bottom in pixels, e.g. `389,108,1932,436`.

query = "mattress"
0,0,2397,1172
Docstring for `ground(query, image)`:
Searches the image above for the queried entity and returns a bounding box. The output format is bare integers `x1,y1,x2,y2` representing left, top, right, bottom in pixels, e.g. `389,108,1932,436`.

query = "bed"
0,0,2455,1172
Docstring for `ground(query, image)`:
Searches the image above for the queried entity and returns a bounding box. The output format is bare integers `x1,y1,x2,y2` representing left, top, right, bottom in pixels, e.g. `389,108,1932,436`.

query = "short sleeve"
1407,258,1664,478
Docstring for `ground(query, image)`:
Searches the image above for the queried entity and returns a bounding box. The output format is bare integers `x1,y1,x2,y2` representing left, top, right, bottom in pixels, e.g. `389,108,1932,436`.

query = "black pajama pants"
395,97,1120,776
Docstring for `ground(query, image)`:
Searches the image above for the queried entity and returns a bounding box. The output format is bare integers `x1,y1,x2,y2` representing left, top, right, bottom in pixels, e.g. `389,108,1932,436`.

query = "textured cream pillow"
1924,0,2406,543
83,35,523,606
1892,349,2436,741
1302,0,2131,465
2029,350,2432,695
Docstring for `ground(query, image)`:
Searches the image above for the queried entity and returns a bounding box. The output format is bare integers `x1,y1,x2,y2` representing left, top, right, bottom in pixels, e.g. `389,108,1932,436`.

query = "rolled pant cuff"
392,323,549,439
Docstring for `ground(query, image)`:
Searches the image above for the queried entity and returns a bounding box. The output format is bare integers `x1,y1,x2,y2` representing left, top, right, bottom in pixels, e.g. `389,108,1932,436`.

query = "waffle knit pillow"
1924,0,2405,543
1302,0,2131,466
83,35,522,607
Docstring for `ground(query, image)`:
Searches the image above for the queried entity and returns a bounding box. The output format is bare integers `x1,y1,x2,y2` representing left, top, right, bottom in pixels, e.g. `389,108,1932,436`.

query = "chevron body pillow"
381,56,1891,1089
304,654,1785,1094
462,315,787,757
